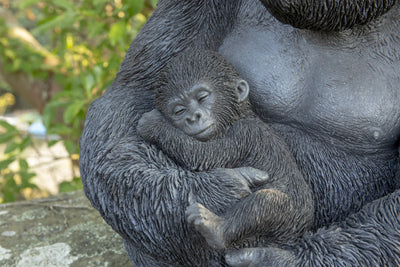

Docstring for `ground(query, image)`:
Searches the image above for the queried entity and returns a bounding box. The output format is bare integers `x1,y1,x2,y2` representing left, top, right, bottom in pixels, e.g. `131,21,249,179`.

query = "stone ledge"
0,190,130,267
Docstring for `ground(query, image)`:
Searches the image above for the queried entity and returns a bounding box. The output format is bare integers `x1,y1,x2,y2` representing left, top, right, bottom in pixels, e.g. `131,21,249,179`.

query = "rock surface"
0,190,130,267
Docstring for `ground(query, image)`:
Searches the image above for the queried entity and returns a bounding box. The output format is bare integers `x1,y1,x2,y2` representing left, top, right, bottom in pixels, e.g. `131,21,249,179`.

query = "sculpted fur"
80,0,400,266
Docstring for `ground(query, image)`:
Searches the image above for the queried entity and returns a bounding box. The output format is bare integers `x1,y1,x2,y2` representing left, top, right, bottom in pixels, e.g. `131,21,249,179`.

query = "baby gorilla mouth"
190,124,215,141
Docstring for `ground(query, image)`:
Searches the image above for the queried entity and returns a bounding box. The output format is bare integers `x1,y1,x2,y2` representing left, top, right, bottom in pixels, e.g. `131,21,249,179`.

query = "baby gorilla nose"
186,110,202,124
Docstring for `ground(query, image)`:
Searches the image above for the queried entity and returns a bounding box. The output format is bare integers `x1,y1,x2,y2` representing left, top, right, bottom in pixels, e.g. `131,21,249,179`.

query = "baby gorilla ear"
236,79,249,103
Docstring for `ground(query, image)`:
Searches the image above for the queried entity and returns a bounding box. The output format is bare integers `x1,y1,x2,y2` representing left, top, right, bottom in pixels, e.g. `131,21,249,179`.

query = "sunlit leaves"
87,22,106,39
0,121,32,155
0,130,18,144
0,120,36,203
0,157,37,202
18,0,42,9
33,12,79,34
0,158,15,170
52,0,76,11
64,101,85,124
0,0,157,201
0,121,18,143
59,177,83,193
0,120,18,133
64,140,78,155
109,21,127,46
150,0,158,8
125,0,145,17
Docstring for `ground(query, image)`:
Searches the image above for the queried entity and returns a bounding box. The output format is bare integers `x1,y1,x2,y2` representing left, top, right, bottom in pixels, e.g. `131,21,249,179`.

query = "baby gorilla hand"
235,167,269,189
186,200,227,250
210,167,269,199
137,109,164,142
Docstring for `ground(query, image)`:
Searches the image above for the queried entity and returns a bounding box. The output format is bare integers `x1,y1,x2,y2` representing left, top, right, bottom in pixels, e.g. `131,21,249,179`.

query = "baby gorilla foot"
185,202,227,250
225,247,296,267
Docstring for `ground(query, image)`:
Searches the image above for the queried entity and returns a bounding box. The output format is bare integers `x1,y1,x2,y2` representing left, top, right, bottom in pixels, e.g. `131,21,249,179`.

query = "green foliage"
0,0,157,202
0,21,51,79
0,121,37,202
59,177,83,193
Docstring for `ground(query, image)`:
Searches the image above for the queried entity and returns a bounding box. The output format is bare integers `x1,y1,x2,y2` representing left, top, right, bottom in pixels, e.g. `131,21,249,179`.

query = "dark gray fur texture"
137,49,314,248
80,0,400,266
260,0,397,31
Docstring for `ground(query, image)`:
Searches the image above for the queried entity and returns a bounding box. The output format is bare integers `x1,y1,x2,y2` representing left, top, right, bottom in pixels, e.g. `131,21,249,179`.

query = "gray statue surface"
80,0,400,266
137,49,314,250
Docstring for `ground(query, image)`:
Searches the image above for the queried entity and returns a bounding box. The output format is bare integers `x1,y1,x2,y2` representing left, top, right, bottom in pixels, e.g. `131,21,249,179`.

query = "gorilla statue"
80,0,400,266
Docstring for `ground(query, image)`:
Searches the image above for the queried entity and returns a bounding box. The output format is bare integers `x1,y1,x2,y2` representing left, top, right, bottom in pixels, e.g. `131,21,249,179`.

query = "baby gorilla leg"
186,189,292,250
185,202,227,249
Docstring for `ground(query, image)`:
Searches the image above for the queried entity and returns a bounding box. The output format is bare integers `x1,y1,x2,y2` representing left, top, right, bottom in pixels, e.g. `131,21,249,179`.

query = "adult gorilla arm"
260,0,396,31
226,189,400,267
80,1,250,266
225,142,400,266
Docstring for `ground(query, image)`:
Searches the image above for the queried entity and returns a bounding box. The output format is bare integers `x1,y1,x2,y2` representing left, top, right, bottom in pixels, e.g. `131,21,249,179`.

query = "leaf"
52,90,81,100
0,120,18,132
126,0,145,16
21,181,37,189
4,142,19,154
47,124,72,136
88,22,106,39
0,158,15,170
48,140,59,148
150,0,158,8
59,181,75,193
0,131,18,144
53,0,75,11
64,140,77,155
59,177,83,193
19,136,32,151
19,171,36,185
84,74,95,91
33,12,78,34
18,0,42,9
63,101,85,124
3,190,16,203
109,22,126,46
42,105,55,129
12,59,22,71
19,159,29,171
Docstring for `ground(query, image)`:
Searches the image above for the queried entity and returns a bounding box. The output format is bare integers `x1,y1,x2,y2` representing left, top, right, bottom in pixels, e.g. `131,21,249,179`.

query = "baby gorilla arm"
137,109,261,172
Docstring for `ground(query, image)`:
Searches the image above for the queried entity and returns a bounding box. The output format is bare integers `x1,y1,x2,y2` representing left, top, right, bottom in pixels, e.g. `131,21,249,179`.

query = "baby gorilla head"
155,50,251,141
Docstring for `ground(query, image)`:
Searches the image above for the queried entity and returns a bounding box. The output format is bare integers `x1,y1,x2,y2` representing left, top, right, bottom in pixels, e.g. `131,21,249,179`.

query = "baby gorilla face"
167,83,217,141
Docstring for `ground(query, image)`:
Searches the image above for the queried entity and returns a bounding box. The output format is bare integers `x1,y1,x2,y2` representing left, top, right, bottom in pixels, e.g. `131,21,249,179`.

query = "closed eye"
174,106,186,116
197,91,210,103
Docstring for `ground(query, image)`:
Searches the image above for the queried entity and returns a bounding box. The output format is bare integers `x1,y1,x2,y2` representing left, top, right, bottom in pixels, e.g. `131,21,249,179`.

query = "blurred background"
0,0,156,203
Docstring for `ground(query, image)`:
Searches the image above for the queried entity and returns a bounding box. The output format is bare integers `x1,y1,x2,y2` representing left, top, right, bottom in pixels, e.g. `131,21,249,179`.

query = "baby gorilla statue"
137,49,314,250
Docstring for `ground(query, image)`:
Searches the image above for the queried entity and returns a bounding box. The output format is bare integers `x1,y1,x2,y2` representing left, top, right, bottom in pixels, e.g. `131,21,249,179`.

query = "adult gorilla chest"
219,16,400,150
219,8,400,225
